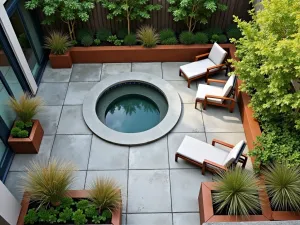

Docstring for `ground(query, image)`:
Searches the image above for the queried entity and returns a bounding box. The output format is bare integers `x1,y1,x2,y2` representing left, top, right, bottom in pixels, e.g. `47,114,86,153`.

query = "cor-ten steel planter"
17,190,122,225
8,120,44,154
198,182,272,224
49,51,72,68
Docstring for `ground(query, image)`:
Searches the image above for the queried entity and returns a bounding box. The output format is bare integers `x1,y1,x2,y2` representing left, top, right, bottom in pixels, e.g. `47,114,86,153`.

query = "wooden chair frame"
175,138,248,175
179,53,228,88
195,78,237,113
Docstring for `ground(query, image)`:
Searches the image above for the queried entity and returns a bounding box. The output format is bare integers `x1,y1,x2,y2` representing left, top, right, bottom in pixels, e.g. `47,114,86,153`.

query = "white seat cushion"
180,58,216,79
222,75,236,97
208,43,228,65
177,136,229,166
196,84,223,104
223,140,246,167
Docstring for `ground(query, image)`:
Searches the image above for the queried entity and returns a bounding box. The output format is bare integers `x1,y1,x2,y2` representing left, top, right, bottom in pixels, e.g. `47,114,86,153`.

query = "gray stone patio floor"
5,62,251,225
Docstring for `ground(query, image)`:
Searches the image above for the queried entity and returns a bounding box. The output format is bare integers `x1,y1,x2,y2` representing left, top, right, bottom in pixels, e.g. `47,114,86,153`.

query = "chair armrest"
238,154,248,168
202,159,227,175
212,139,234,148
207,79,227,85
207,64,226,72
195,53,209,61
204,95,236,102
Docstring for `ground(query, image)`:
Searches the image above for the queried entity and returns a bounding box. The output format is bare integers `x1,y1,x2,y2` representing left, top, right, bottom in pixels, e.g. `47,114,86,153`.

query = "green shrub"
76,28,93,41
203,27,223,39
94,39,101,46
107,35,123,46
136,25,159,48
20,159,76,207
262,162,300,211
15,120,24,129
25,121,33,128
11,127,21,138
85,205,98,218
44,31,73,55
59,197,74,209
9,93,43,123
159,28,175,42
92,215,102,223
161,37,178,45
194,32,208,44
179,31,195,45
217,34,227,43
226,27,242,40
81,34,93,47
213,168,261,216
37,207,58,223
117,28,128,39
18,130,29,138
24,209,38,225
124,34,136,46
96,28,112,41
76,200,90,210
72,209,87,225
210,34,219,43
57,208,73,223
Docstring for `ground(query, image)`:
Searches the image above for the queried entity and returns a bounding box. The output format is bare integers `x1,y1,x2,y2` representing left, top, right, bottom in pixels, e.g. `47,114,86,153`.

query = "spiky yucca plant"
9,93,43,123
20,159,76,207
262,162,300,211
44,31,73,55
136,25,159,48
213,168,261,216
88,177,121,212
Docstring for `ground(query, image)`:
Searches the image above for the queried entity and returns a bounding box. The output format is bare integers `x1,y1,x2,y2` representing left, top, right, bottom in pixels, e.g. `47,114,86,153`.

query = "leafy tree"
231,0,300,170
25,0,97,40
98,0,162,34
167,0,227,32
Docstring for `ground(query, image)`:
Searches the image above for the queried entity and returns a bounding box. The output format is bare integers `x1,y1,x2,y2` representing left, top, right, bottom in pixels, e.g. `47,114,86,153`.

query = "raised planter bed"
49,51,72,68
198,182,272,224
49,44,235,67
17,190,122,225
8,119,44,154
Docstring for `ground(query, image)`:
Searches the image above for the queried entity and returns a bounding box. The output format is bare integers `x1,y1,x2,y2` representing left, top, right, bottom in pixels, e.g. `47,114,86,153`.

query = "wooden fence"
41,0,252,34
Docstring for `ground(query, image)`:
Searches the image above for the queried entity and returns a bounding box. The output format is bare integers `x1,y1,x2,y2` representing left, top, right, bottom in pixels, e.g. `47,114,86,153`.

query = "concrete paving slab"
5,172,26,202
57,105,92,134
88,135,129,170
127,213,172,225
72,171,87,190
168,81,197,103
170,169,212,212
173,213,200,225
64,82,97,105
70,64,102,82
34,106,62,135
101,63,131,80
37,83,68,105
41,63,72,82
129,137,168,169
50,135,92,170
127,170,171,213
162,62,188,81
132,62,162,77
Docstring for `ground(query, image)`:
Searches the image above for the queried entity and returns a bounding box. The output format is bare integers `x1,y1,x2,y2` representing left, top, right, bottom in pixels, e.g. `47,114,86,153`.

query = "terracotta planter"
49,51,72,68
198,182,272,224
17,190,122,225
8,120,44,154
68,44,234,64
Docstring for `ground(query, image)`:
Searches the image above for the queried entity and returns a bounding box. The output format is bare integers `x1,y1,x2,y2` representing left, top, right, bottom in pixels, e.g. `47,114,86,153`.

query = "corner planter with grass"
261,162,300,221
198,168,272,224
17,159,122,225
8,94,44,154
45,31,73,69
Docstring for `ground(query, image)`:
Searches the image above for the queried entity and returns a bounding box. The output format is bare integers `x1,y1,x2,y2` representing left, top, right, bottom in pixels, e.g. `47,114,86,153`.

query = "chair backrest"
222,75,237,98
222,140,246,167
208,43,228,65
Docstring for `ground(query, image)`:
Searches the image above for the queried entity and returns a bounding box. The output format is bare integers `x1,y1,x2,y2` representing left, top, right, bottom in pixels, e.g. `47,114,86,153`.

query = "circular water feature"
96,82,168,133
83,72,182,145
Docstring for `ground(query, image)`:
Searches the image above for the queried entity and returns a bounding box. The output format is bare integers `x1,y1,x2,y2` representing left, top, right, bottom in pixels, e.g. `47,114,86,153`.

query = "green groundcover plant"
230,0,300,171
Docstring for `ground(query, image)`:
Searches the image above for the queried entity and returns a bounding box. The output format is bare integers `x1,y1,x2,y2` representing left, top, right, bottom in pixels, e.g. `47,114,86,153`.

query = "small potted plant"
262,162,300,220
17,158,122,225
8,93,44,154
45,31,73,68
198,168,272,224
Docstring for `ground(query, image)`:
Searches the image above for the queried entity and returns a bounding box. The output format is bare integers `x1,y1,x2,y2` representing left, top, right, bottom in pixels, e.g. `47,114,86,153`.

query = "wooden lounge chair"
179,43,228,88
175,136,247,175
195,75,237,113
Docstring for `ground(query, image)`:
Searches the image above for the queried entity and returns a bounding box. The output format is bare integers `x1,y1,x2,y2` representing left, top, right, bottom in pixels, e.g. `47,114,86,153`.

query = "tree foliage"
98,0,162,34
167,0,227,32
25,0,97,40
231,0,300,170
